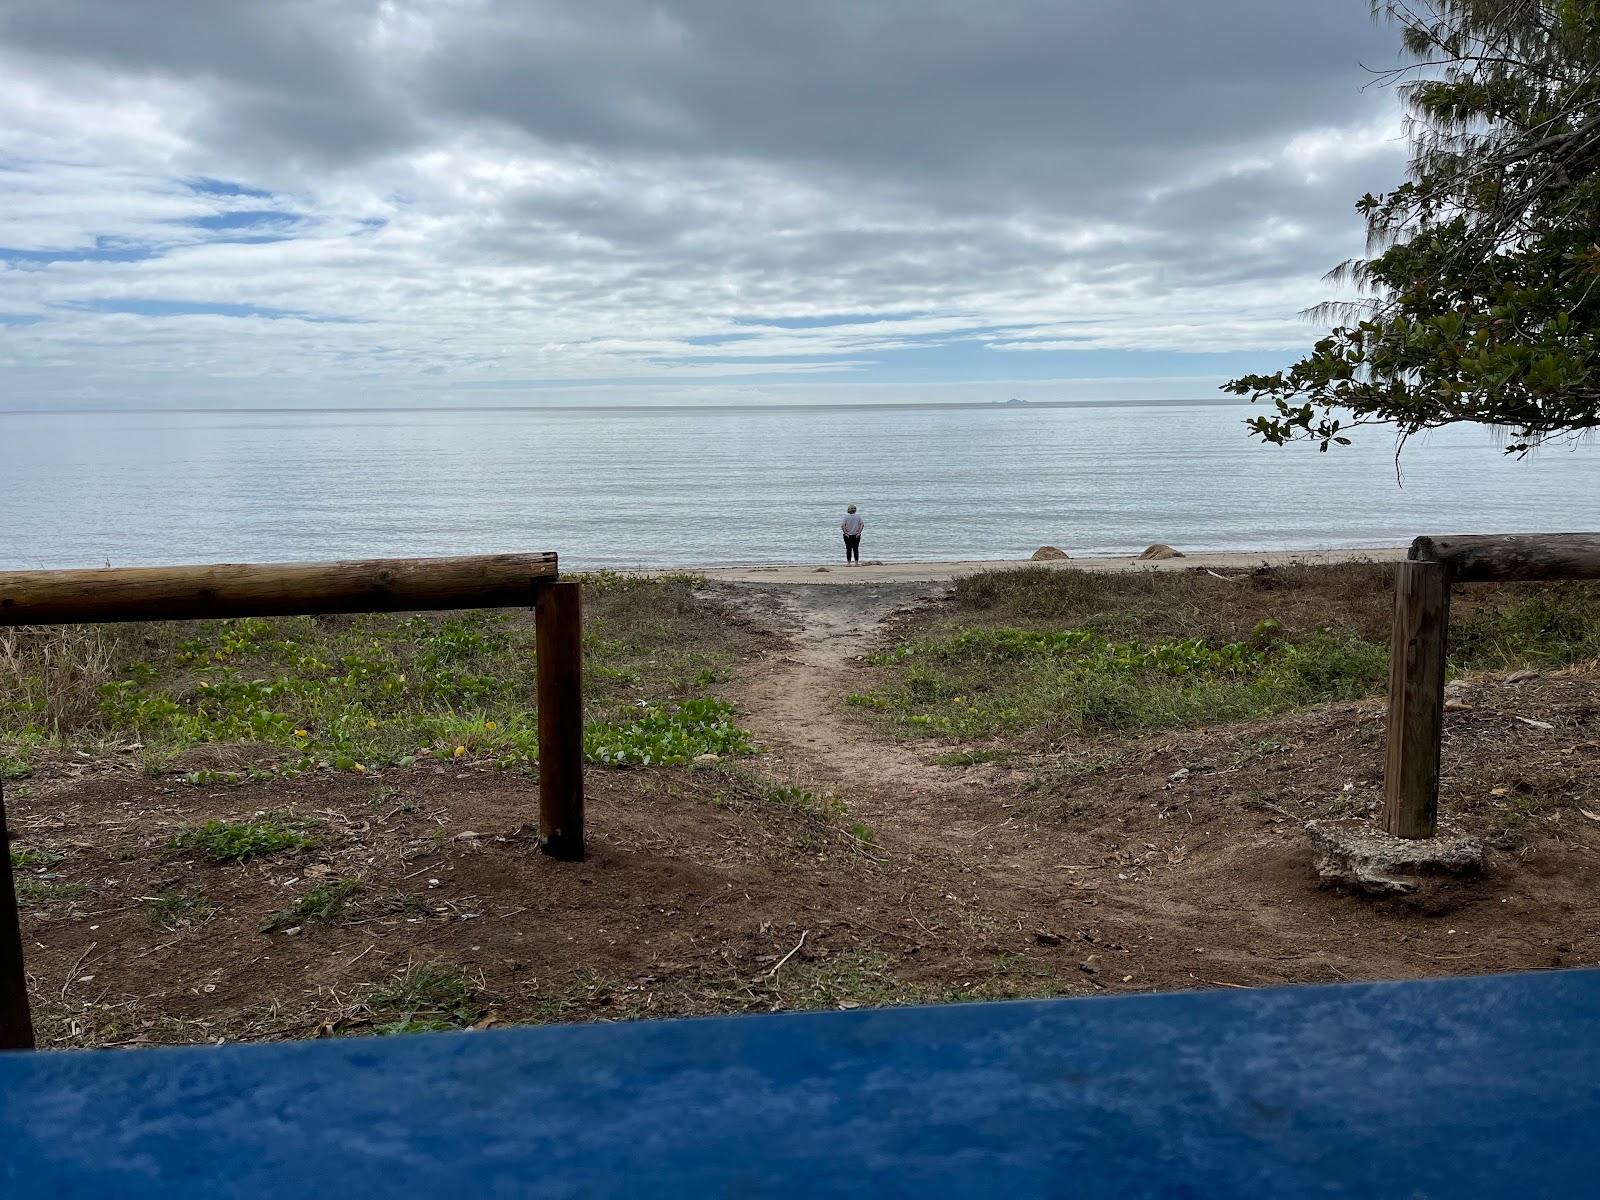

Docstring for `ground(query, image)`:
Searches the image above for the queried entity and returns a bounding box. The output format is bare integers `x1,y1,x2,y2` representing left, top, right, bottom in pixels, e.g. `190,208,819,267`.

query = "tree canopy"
1226,0,1600,454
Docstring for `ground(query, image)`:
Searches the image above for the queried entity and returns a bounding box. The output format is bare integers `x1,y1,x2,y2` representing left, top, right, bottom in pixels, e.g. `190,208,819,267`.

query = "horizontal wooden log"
1409,533,1600,583
0,553,559,625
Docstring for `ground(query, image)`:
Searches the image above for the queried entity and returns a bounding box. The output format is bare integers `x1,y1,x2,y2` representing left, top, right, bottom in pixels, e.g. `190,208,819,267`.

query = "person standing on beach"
840,504,865,564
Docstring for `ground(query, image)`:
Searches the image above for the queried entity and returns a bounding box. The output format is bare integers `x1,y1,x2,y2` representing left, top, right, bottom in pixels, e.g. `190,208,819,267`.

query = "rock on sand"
1031,546,1070,561
1138,543,1185,560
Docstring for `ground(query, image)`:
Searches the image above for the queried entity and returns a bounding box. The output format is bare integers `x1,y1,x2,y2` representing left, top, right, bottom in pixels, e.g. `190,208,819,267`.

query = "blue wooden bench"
3,969,1595,1197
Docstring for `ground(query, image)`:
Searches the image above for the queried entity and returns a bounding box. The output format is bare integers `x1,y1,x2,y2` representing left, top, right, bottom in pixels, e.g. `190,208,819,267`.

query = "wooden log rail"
1383,533,1600,840
0,552,559,624
0,552,585,1051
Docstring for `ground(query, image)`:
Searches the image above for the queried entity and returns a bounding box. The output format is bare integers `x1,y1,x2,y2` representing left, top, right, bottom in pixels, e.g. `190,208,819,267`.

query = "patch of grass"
705,765,877,850
774,950,1071,1011
365,964,482,1034
1450,584,1600,671
9,846,64,869
182,769,243,787
15,879,85,908
853,624,1389,743
0,756,34,781
0,576,753,776
948,563,1396,640
569,569,707,595
774,950,918,1009
170,814,315,863
583,698,755,766
144,891,218,930
526,971,620,1024
262,878,363,932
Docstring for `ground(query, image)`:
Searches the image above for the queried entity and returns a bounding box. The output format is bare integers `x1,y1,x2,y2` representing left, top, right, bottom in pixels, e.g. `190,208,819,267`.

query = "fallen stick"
766,930,809,978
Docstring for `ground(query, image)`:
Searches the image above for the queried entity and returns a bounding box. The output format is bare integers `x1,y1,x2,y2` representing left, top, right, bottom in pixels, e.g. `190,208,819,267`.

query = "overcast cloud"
0,1,1406,408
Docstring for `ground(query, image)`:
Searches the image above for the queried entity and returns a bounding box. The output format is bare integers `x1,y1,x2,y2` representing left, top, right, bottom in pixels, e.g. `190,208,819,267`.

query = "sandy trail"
718,542,1409,819
722,579,1017,858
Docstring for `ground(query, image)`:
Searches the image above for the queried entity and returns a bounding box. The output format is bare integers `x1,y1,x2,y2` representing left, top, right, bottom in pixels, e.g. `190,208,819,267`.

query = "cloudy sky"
0,1,1406,409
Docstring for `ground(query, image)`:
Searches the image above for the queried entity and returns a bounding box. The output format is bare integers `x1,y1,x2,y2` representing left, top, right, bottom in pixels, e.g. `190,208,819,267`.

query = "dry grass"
0,625,127,737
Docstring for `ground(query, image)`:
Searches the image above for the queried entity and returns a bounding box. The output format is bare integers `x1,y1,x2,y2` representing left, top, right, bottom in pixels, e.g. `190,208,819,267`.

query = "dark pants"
843,534,861,563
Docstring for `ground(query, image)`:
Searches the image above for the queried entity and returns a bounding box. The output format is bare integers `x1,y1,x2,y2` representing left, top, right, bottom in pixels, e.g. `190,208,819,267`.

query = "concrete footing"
1305,818,1484,895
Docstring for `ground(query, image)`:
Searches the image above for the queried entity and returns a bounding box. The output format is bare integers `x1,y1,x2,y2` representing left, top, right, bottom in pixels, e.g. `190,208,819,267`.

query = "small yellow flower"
294,729,309,738
453,745,466,758
366,719,377,728
485,721,497,732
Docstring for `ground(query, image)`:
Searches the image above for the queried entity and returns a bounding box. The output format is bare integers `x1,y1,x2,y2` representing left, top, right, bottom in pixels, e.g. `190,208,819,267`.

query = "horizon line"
0,396,1250,417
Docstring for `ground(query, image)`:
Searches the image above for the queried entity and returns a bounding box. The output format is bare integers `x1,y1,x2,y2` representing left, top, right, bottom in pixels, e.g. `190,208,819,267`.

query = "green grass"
15,879,85,908
1450,584,1600,670
144,891,218,929
170,814,315,863
853,625,1388,741
262,878,363,932
9,846,63,869
0,575,758,777
855,571,1600,746
365,965,482,1034
584,698,755,766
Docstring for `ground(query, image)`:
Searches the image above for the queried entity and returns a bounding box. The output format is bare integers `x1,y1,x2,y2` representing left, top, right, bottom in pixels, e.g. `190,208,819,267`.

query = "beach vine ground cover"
0,573,761,780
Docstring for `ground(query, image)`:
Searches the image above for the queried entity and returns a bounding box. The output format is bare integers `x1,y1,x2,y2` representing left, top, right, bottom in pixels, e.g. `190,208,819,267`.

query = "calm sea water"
0,404,1595,569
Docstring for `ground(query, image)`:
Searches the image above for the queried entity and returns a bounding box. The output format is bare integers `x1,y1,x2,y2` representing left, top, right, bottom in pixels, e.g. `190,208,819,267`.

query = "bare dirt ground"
722,578,1600,986
8,569,1599,1047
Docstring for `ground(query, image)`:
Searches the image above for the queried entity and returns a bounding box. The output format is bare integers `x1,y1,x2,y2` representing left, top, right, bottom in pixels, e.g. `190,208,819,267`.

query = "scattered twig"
766,930,809,978
61,941,98,1000
131,938,181,960
838,917,922,946
344,943,377,969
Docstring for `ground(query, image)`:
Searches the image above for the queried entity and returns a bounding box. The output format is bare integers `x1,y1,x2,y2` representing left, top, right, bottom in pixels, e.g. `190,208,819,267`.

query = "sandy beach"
687,545,1411,585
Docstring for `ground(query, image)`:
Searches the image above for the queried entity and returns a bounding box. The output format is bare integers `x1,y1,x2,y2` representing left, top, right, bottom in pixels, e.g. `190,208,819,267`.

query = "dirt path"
720,575,1600,996
721,580,1022,857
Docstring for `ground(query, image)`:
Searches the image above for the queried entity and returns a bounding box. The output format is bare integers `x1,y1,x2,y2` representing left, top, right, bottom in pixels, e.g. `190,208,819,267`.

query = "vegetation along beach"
3,1,1600,1190
4,552,1597,1043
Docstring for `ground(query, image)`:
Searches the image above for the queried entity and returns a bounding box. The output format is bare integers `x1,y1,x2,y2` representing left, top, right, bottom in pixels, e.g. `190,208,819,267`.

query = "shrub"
170,815,314,863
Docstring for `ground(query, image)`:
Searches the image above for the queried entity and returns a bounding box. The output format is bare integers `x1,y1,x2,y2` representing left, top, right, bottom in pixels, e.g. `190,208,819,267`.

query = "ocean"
0,402,1595,569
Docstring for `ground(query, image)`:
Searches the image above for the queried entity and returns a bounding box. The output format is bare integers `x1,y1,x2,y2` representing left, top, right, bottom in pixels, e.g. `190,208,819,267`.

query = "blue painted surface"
2,970,1597,1197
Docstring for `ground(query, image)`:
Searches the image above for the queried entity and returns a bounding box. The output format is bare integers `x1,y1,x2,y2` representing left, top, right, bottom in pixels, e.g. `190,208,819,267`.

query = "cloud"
0,0,1409,407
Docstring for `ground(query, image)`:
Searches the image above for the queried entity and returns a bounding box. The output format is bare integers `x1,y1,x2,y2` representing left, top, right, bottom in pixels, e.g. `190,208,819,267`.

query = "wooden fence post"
536,580,585,861
0,780,37,1049
1382,559,1451,839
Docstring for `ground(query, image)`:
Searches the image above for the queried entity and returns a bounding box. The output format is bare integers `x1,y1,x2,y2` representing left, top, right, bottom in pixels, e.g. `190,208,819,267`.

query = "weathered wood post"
0,780,36,1049
1382,558,1451,839
535,580,585,860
